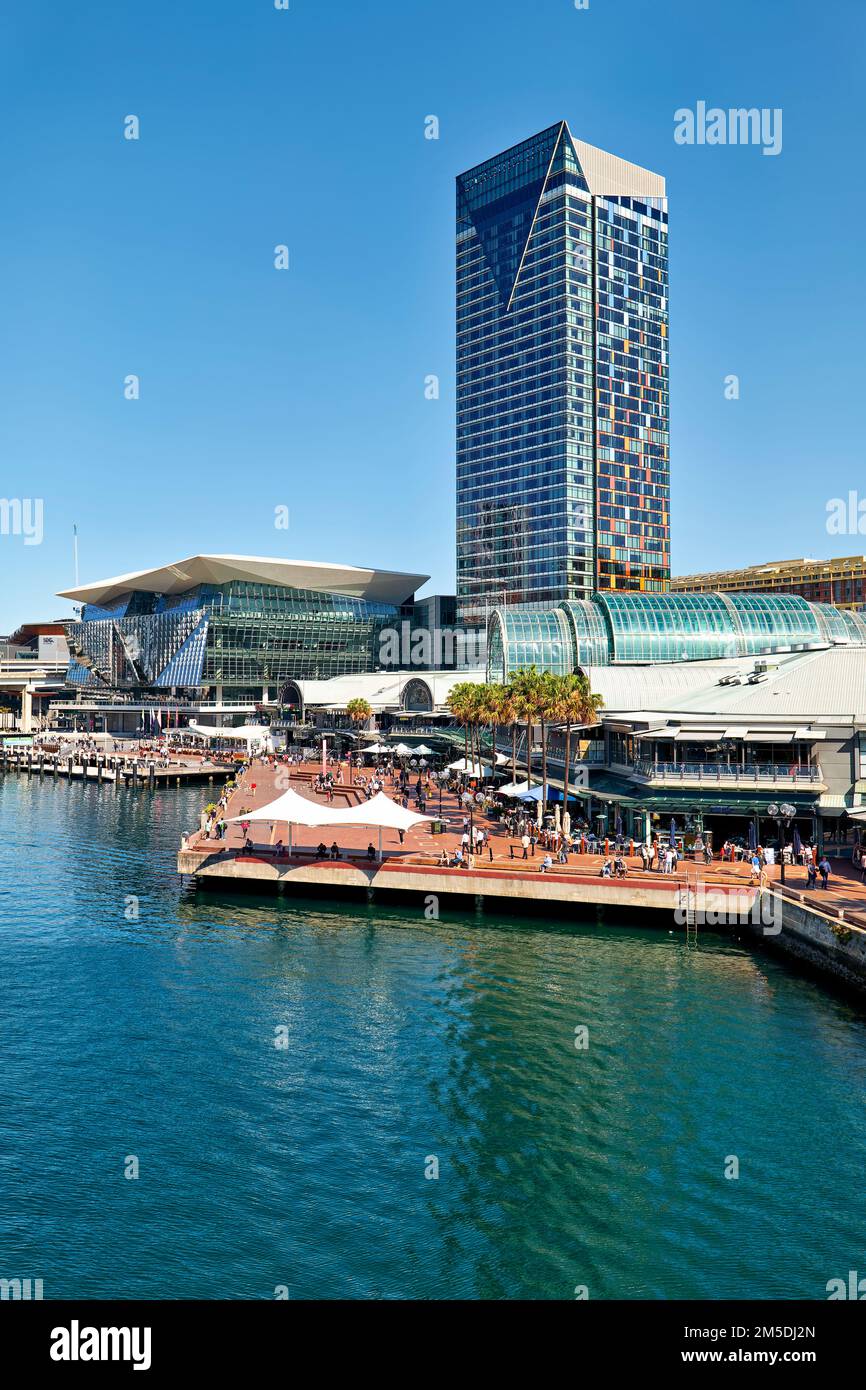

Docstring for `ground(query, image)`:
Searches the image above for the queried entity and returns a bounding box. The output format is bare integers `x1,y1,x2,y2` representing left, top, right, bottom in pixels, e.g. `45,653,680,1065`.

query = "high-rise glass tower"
456,121,669,626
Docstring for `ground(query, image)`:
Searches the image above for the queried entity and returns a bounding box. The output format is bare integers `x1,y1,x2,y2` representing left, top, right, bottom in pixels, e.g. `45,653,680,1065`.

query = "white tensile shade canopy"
362,743,391,754
498,780,530,797
448,757,492,777
328,791,432,832
393,743,413,756
187,722,274,750
228,787,335,827
228,789,432,859
413,744,436,757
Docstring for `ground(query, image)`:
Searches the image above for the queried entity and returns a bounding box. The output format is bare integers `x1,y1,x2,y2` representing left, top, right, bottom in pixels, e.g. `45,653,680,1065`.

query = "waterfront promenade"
177,758,866,933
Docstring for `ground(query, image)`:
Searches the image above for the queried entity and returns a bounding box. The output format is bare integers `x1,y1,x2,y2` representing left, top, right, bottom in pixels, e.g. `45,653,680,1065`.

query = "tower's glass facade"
456,123,669,627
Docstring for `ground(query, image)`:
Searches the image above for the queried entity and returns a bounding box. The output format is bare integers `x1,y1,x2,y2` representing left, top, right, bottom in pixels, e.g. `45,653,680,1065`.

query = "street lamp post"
767,802,796,885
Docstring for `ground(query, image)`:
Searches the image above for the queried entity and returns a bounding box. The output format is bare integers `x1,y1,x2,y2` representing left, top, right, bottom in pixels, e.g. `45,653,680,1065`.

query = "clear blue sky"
0,0,863,630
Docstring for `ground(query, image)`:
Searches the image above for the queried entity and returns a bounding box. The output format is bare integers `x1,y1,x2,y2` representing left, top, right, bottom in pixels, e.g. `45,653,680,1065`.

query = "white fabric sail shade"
187,722,274,749
448,757,492,777
498,780,530,797
337,792,433,831
229,789,431,832
228,787,336,827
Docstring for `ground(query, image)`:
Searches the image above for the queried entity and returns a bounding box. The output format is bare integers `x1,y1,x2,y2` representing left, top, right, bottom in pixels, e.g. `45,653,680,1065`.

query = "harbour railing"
633,760,823,787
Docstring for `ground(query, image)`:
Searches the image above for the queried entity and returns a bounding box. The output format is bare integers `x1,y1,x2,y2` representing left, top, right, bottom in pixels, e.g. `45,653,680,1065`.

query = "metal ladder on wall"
679,863,699,944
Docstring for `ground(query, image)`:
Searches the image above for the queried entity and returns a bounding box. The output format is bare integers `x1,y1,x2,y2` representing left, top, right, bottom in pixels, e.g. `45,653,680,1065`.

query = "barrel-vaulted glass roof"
487,590,866,679
487,607,573,684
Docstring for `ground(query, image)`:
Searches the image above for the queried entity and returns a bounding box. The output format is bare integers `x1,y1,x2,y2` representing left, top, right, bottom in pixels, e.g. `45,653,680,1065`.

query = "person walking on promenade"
806,859,817,890
521,832,530,860
818,856,831,889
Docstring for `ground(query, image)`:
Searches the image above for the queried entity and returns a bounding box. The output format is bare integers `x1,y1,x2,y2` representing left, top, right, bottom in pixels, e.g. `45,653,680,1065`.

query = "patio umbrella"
615,812,623,838
792,825,802,859
748,820,757,853
669,817,677,845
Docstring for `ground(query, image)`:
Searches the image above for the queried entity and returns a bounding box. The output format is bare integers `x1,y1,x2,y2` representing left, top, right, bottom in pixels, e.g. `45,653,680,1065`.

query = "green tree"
446,682,475,770
345,698,373,737
510,667,546,790
549,673,604,816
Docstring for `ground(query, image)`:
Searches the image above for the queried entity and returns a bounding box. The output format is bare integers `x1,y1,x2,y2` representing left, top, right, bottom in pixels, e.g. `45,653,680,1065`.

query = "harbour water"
2,773,866,1300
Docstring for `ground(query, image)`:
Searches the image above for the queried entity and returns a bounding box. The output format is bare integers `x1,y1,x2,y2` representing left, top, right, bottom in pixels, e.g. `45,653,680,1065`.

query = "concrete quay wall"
176,846,755,921
751,891,866,993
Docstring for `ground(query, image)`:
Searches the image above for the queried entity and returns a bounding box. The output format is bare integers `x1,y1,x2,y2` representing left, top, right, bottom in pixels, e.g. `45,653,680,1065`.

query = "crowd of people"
190,749,863,905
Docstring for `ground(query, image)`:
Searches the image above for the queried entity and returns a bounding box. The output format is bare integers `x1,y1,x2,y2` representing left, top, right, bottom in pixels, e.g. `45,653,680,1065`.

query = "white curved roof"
291,669,485,711
57,554,429,608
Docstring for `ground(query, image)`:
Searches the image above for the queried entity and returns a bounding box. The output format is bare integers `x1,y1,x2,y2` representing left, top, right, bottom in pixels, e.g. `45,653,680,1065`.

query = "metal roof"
593,647,866,725
662,647,866,722
291,670,485,711
57,555,430,608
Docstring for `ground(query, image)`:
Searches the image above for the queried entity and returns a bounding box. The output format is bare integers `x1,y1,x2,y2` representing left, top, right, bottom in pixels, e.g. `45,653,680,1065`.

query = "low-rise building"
671,555,866,610
548,646,866,855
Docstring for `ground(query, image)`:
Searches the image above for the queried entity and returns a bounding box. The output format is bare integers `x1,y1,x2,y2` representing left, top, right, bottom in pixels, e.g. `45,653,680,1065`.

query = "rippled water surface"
2,774,866,1299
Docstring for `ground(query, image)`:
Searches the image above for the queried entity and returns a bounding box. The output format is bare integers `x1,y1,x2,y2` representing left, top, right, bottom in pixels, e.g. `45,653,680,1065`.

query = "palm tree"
510,667,545,789
550,672,604,815
446,682,475,770
345,697,373,739
537,671,562,812
497,684,520,780
476,683,507,778
467,682,492,773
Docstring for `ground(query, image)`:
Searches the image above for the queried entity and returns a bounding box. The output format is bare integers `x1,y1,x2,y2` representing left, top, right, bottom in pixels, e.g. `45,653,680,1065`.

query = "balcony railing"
633,760,823,786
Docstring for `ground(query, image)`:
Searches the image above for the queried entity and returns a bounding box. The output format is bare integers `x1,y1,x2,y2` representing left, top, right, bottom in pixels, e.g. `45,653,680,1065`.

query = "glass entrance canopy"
487,590,866,681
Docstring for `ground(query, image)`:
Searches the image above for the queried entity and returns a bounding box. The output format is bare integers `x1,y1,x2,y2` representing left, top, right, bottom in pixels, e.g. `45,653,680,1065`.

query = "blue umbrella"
748,821,757,853
615,812,623,836
792,825,802,859
669,817,677,846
